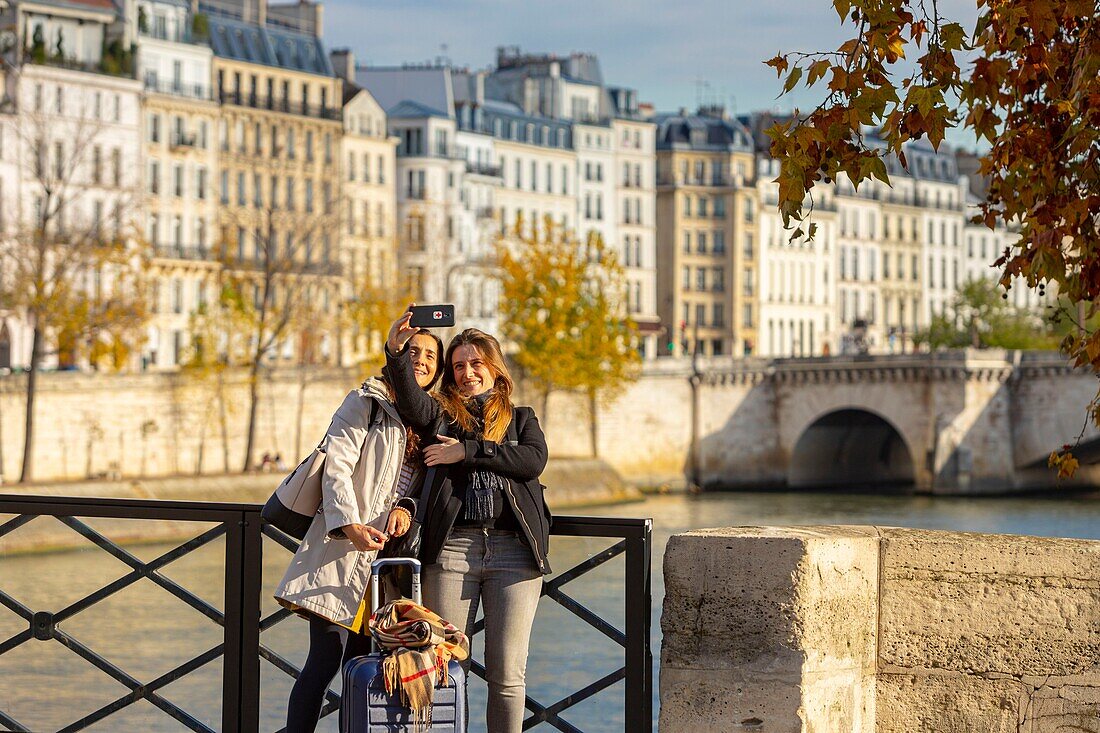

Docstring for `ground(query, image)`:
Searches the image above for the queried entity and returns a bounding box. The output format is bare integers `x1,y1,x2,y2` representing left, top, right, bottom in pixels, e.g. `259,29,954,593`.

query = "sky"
323,0,980,127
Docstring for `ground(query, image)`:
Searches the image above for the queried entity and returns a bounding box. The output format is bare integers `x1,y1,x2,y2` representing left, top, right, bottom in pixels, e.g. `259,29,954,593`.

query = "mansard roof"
206,14,333,76
653,110,754,152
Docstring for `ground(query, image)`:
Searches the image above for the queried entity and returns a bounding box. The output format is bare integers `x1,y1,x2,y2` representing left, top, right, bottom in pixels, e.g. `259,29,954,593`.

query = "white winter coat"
274,379,407,626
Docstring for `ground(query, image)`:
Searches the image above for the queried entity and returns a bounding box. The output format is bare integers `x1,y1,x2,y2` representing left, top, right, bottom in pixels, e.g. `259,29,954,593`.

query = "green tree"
913,278,1060,350
764,0,1098,474
499,216,640,445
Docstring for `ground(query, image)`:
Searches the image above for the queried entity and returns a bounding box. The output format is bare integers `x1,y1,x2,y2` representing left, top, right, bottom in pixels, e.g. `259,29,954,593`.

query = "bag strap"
412,421,446,524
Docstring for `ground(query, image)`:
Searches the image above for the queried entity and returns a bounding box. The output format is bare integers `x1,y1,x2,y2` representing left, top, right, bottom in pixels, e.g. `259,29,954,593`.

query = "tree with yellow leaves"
499,216,640,451
0,108,149,482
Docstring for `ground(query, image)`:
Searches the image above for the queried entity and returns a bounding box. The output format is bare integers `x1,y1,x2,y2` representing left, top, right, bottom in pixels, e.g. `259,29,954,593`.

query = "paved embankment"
660,525,1100,733
0,457,638,553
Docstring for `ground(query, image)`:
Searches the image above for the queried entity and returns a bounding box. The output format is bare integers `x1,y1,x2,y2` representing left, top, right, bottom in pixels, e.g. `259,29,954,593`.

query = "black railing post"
624,519,654,732
222,516,245,733
223,509,262,733
240,510,263,733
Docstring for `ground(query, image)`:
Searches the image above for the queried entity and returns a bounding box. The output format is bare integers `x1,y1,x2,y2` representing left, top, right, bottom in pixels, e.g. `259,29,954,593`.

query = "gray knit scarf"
463,392,508,522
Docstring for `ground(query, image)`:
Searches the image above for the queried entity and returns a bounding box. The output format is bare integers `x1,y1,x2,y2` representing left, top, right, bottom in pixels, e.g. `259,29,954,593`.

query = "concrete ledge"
0,457,637,553
660,526,1100,733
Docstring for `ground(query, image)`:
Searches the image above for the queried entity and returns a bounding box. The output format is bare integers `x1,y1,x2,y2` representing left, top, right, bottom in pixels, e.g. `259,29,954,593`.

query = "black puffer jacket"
383,346,552,574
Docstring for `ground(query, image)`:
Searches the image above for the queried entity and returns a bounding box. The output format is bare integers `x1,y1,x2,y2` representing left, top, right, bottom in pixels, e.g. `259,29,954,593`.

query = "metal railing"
0,495,652,733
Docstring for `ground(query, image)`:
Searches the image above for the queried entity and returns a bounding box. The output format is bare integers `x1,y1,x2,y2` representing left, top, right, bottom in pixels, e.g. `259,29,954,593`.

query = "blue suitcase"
340,558,467,733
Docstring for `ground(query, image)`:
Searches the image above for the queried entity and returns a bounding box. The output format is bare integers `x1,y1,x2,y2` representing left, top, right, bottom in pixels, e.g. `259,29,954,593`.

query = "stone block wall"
660,526,1100,733
0,362,712,486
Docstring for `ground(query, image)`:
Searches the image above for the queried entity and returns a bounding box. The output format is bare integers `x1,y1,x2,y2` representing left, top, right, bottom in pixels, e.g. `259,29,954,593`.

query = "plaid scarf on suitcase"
369,599,470,730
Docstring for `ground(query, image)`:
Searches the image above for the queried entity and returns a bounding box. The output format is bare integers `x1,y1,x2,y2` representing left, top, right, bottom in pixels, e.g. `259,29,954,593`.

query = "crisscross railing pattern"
0,495,262,733
0,495,651,732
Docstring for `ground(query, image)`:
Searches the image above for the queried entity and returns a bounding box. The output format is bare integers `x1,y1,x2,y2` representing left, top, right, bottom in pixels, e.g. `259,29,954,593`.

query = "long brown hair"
380,330,444,462
437,329,514,441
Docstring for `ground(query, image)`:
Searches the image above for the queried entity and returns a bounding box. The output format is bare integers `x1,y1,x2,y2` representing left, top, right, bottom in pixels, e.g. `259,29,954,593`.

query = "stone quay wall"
0,351,1094,492
660,526,1100,733
0,363,701,486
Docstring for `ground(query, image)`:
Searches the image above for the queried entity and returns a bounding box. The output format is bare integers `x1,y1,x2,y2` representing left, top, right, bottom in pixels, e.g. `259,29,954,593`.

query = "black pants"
285,615,373,733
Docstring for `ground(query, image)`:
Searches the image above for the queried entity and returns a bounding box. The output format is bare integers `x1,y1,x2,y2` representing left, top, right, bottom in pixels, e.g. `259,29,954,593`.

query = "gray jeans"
424,527,543,733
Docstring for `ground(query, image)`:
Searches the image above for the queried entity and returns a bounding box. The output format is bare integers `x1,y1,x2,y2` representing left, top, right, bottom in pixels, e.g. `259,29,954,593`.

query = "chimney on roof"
698,103,726,120
330,48,354,82
266,0,323,37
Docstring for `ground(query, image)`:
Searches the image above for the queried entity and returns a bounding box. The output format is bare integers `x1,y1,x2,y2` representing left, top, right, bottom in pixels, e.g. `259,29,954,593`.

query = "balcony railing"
170,133,198,150
219,254,343,277
154,244,213,262
145,78,213,101
138,26,204,45
465,161,502,177
217,92,341,121
0,495,653,733
656,174,741,188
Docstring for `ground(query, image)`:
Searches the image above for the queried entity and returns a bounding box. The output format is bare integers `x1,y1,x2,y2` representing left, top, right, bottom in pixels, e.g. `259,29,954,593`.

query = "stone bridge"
569,349,1100,494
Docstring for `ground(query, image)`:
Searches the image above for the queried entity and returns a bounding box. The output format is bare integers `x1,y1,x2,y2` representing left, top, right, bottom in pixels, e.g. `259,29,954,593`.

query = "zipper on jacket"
502,482,546,571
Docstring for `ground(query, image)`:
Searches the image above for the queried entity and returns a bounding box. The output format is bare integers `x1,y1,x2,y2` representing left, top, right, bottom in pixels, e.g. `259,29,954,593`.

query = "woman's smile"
451,344,495,397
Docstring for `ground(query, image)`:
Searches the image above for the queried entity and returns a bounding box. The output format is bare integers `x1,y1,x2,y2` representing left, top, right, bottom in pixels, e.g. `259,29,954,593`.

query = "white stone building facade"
136,0,218,368
0,52,143,370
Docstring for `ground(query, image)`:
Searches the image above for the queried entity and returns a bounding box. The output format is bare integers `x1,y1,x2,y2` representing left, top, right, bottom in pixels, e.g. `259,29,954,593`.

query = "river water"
2,490,1100,732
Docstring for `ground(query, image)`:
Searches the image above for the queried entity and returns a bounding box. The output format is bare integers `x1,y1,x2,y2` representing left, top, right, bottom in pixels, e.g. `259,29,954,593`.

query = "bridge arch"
789,408,916,490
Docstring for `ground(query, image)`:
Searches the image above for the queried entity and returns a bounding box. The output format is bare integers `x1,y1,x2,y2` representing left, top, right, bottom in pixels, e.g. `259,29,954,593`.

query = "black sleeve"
383,344,443,431
462,407,548,482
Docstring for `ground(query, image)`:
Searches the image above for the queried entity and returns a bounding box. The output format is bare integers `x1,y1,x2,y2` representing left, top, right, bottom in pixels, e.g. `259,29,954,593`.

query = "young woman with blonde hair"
385,310,551,733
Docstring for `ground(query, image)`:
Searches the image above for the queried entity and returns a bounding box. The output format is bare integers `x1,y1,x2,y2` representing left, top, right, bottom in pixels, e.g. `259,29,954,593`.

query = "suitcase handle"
369,558,422,655
370,557,423,611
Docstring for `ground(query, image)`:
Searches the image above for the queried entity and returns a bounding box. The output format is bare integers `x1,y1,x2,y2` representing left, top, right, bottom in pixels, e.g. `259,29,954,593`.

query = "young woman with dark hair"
384,309,551,733
275,329,444,733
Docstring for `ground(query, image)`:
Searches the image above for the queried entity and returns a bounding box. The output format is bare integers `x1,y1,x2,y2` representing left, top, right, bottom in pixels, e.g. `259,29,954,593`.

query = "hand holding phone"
409,304,455,328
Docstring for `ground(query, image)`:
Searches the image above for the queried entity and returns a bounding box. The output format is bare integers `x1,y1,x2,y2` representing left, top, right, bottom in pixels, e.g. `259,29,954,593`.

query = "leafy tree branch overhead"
764,0,1100,475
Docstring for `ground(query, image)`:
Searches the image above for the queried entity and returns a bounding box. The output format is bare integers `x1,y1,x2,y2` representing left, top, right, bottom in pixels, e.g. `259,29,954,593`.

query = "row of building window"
679,303,756,333
30,140,125,188
346,200,389,238
218,119,334,164
840,246,921,283
682,265,728,292
217,171,330,213
665,159,749,187
769,262,827,305
216,70,332,116
346,152,388,184
839,210,962,246
147,214,207,249
31,83,124,123
683,194,729,218
148,160,207,199
148,114,210,149
622,235,644,268
767,319,819,357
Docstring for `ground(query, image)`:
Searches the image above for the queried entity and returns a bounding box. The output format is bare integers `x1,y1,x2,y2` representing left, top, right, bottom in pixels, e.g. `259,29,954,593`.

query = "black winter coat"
383,347,553,574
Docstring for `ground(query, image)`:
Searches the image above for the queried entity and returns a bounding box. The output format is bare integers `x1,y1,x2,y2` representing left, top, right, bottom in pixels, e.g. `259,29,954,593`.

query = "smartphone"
409,304,456,328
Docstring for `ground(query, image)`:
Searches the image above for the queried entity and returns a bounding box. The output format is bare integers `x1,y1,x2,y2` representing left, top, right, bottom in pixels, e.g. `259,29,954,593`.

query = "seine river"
2,490,1100,732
